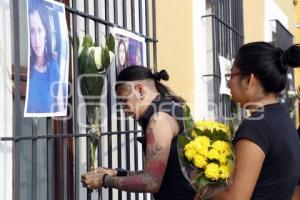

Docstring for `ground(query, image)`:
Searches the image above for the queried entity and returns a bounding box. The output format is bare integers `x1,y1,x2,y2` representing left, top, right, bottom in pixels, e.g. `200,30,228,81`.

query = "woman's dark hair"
116,65,185,103
234,42,300,93
117,39,128,71
29,1,52,68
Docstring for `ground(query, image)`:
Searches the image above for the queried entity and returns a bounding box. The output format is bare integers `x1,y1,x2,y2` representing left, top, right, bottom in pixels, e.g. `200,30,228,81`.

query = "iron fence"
3,0,158,199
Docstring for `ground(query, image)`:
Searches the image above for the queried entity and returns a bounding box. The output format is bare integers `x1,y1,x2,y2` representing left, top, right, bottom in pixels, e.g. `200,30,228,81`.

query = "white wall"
0,0,13,200
192,0,209,120
264,0,288,41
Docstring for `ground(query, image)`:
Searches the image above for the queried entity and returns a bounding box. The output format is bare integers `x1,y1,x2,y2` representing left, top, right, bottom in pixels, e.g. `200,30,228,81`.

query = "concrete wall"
156,0,209,119
156,0,195,110
243,0,265,43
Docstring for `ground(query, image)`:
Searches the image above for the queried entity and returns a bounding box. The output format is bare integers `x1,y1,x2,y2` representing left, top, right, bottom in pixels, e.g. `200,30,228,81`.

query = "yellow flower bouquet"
178,106,235,199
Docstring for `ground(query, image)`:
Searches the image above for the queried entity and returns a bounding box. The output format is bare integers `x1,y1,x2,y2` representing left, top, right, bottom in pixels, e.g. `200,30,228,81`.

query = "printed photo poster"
114,27,146,75
219,55,233,96
24,0,69,117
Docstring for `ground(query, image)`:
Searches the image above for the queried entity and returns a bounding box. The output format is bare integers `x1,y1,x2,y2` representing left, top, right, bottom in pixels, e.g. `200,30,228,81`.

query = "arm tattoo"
104,116,169,193
127,170,144,176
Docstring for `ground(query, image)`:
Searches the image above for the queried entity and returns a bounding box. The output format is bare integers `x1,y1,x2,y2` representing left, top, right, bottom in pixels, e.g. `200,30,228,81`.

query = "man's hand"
94,167,117,176
81,171,105,189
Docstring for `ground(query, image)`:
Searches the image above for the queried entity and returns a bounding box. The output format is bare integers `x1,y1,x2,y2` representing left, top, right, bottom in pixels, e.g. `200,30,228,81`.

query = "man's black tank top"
138,96,196,200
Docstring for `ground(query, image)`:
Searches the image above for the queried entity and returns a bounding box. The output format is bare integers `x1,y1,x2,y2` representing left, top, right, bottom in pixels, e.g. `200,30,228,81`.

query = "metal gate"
3,0,158,199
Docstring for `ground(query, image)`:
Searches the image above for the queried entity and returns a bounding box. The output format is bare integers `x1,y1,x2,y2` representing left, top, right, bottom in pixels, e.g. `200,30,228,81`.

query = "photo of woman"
114,28,145,75
24,0,69,117
116,38,128,74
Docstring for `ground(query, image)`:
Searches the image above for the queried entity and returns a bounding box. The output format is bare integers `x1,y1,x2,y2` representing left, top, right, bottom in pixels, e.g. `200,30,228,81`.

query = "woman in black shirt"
197,42,300,200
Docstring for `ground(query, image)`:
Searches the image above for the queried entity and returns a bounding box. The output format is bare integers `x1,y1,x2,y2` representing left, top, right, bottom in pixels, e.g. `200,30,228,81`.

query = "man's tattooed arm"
103,113,176,193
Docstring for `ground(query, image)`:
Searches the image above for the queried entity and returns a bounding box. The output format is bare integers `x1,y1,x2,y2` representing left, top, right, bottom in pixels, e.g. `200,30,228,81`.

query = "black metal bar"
62,130,65,200
84,0,90,33
70,0,80,199
104,0,113,199
47,127,49,200
32,120,38,200
117,111,122,200
114,0,122,196
123,0,127,28
152,0,158,72
65,6,157,42
12,0,21,199
131,0,136,31
125,116,131,200
0,130,144,141
202,14,243,38
138,0,143,34
114,0,118,25
94,0,100,45
145,0,150,68
133,123,139,200
83,1,92,199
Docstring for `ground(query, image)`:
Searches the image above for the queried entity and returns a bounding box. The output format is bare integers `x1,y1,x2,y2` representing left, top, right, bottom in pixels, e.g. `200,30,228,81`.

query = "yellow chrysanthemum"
207,148,220,160
193,155,207,169
212,141,232,156
191,130,198,138
194,136,211,147
219,154,228,165
194,121,230,135
184,141,196,151
184,149,197,161
194,144,209,157
205,163,220,181
220,164,232,179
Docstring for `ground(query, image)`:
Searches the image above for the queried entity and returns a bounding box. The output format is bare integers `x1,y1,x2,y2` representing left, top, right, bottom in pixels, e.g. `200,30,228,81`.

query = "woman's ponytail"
284,44,300,68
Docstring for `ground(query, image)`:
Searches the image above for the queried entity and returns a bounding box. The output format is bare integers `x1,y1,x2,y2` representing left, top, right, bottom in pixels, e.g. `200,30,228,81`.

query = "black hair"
29,1,52,69
116,65,185,103
234,42,300,94
117,39,128,73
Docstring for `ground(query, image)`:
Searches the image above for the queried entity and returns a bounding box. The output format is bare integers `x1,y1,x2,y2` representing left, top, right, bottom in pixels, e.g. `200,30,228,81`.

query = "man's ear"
134,82,145,95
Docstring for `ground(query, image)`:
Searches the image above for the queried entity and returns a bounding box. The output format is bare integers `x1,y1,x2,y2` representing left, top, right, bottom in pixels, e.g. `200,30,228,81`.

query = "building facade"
157,0,298,123
0,0,299,200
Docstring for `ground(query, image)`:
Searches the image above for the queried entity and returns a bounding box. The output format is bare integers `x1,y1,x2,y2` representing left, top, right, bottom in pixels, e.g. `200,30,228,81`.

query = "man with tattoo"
81,66,196,199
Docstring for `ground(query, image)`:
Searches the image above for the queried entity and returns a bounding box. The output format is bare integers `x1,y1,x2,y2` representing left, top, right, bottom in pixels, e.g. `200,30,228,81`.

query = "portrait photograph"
114,27,146,75
24,0,69,117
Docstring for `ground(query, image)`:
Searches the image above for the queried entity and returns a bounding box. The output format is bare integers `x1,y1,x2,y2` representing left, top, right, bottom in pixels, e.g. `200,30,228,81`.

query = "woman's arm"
82,112,177,193
210,139,265,200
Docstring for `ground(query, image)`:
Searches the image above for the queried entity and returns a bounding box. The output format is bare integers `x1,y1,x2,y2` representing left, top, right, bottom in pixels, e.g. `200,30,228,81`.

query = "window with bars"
272,19,294,120
7,0,158,200
202,0,244,122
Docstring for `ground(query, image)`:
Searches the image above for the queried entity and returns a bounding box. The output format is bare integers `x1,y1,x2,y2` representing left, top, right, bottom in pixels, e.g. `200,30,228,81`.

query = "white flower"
78,47,83,56
288,90,296,97
109,50,115,63
93,47,102,69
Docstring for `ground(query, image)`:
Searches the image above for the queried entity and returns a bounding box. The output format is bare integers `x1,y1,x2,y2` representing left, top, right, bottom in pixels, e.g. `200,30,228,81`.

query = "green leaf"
106,33,115,53
101,47,110,69
78,47,89,74
199,176,210,188
183,105,195,138
82,35,93,48
177,135,191,148
73,34,80,52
